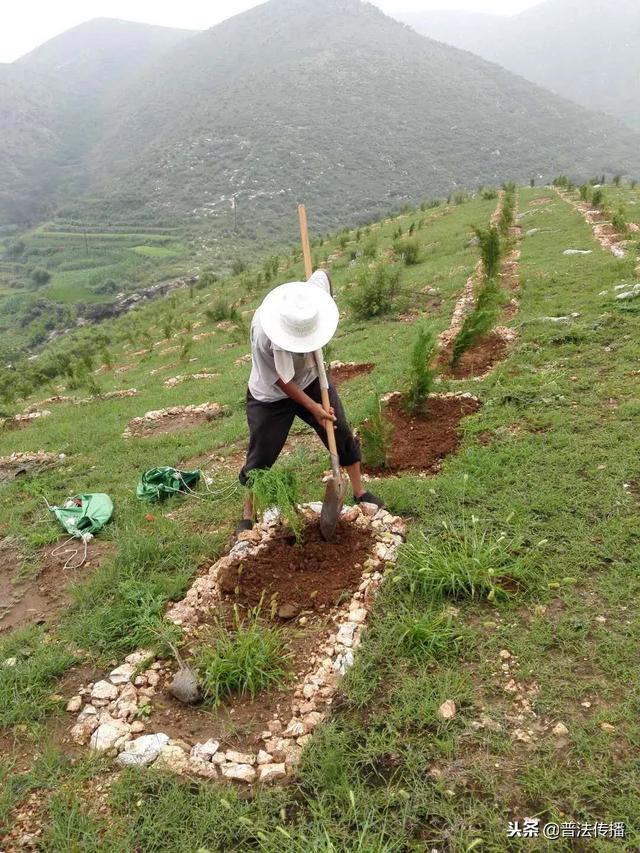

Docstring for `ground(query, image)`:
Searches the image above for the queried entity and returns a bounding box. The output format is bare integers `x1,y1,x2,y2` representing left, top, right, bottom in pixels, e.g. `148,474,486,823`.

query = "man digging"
238,269,384,531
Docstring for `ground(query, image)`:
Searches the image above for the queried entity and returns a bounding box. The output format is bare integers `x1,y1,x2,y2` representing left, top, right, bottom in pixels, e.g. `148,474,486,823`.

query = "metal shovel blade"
320,473,347,542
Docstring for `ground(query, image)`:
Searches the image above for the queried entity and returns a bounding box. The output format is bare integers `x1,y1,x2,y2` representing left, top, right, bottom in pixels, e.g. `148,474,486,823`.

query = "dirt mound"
123,403,227,438
329,362,375,384
219,520,373,616
0,451,61,483
0,539,113,633
366,393,480,474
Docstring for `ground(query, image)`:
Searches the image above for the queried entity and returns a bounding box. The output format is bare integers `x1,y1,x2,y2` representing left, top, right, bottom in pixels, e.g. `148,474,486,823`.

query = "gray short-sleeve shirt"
248,270,331,402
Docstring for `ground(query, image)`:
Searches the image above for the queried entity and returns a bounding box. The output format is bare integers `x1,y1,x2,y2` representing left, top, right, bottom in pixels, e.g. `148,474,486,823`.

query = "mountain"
3,0,640,238
400,0,640,131
0,19,194,224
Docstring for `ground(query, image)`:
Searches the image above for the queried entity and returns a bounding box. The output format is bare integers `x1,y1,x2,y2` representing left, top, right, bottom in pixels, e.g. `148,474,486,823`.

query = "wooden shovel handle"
298,205,340,462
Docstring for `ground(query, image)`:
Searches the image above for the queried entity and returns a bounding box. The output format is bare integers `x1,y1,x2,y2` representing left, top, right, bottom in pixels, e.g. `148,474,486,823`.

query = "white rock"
71,717,99,744
125,650,153,666
221,763,256,783
336,622,357,647
91,680,118,701
116,733,170,767
77,704,97,721
283,719,306,738
552,722,569,737
154,744,189,774
109,663,135,685
66,695,82,713
191,739,220,760
499,650,511,660
225,750,255,765
256,750,273,765
438,700,457,721
89,720,130,752
302,683,317,700
2,657,17,667
349,608,367,624
303,712,324,732
190,758,219,779
258,763,287,783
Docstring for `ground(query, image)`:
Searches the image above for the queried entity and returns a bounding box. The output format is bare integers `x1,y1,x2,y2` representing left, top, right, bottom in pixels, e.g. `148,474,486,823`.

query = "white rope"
50,534,89,570
173,469,238,502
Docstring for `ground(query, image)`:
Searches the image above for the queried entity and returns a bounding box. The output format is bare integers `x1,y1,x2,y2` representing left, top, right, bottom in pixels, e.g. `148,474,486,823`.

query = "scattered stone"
191,740,220,761
278,602,301,620
438,700,457,721
563,249,592,256
258,763,287,783
154,743,189,774
109,663,135,685
225,750,255,765
168,666,200,705
117,733,170,768
91,680,118,701
221,763,256,783
499,650,511,660
600,722,616,733
89,719,130,752
552,722,569,737
66,695,82,713
256,750,273,765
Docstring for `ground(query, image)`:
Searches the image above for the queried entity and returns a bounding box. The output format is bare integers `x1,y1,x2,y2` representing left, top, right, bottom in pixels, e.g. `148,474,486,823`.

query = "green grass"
196,608,292,707
1,187,640,847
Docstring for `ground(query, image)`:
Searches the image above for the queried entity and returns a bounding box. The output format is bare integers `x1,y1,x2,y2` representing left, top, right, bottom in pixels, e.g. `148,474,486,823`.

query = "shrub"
481,188,498,200
205,298,239,323
360,393,393,469
611,207,628,235
530,178,535,188
30,268,51,288
403,325,436,415
345,261,400,320
196,608,291,707
247,465,302,541
613,175,621,187
393,238,420,266
631,180,637,190
591,188,605,208
361,235,378,259
579,184,592,202
473,225,501,280
231,258,246,276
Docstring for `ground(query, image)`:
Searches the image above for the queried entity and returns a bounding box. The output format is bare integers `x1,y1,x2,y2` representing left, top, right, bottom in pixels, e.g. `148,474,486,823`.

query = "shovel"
298,204,347,541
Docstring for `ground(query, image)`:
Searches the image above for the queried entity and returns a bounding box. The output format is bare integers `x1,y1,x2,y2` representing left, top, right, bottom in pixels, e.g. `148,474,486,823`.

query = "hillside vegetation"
1,182,639,848
402,0,640,131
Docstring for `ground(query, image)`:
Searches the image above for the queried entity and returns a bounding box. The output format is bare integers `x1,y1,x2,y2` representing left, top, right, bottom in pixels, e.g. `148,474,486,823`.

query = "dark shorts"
239,378,361,485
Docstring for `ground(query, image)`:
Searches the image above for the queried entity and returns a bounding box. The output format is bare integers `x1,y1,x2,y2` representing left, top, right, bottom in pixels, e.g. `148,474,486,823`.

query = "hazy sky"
1,0,541,63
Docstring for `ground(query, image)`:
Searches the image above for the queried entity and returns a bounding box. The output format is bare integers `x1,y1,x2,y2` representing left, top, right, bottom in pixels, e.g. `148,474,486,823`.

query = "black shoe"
354,491,385,509
235,519,254,533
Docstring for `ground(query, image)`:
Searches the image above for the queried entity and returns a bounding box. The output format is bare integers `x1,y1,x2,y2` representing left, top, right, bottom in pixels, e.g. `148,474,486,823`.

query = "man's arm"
276,377,336,427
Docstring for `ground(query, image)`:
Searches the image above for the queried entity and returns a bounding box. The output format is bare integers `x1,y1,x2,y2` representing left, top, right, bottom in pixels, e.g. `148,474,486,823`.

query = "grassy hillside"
1,183,639,848
82,0,640,240
402,0,640,131
0,19,194,227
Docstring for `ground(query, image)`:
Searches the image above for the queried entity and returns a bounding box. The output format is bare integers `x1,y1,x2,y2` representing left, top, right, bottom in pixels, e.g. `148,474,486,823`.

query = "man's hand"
311,402,336,428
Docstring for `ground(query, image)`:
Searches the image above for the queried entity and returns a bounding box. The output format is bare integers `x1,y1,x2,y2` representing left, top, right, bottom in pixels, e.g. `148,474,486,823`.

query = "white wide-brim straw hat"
259,281,339,353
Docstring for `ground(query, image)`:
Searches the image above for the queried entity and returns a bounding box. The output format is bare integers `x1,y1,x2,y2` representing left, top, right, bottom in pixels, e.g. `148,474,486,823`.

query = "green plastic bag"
48,493,113,540
136,467,201,503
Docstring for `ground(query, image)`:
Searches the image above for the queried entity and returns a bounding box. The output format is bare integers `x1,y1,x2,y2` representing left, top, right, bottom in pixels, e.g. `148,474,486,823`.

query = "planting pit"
123,403,227,438
218,520,373,617
438,328,514,380
329,361,375,384
66,504,405,785
365,392,480,475
0,539,113,634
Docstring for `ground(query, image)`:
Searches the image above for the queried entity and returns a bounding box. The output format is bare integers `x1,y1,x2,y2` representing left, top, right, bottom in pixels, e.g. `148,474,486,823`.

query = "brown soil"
367,394,480,475
219,520,373,617
127,411,217,438
438,331,508,380
329,363,375,384
148,616,332,750
528,196,553,207
0,540,114,634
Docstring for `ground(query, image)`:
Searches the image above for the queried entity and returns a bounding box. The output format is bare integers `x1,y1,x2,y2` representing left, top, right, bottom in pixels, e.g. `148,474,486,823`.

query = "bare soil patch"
0,540,114,634
438,330,509,380
329,362,375,384
366,393,480,475
219,520,373,618
0,452,60,484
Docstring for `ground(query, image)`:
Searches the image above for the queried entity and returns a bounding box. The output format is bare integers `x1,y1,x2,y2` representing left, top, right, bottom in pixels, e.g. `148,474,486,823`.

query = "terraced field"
1,186,639,850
